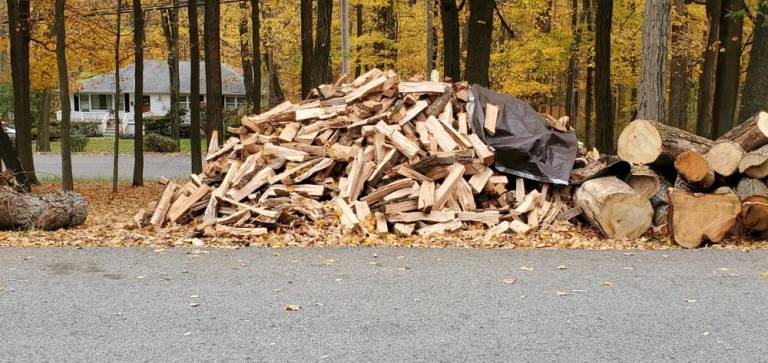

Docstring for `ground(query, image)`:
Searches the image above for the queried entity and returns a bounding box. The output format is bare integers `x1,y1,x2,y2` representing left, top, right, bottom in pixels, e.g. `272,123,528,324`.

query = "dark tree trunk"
695,0,722,137
161,0,181,151
354,3,363,78
204,0,223,145
594,0,614,153
637,0,671,124
740,0,768,122
712,0,745,137
132,0,144,186
55,0,72,191
374,0,398,70
668,12,691,130
0,124,25,186
239,2,255,111
300,0,314,98
564,0,580,125
537,0,554,33
583,0,594,148
36,90,51,153
465,0,494,87
188,0,202,174
440,0,461,81
264,49,285,106
250,0,262,113
314,0,333,85
7,0,35,185
112,0,122,195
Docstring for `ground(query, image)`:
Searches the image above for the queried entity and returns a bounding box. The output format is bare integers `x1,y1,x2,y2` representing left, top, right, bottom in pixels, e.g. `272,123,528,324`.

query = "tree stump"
668,188,741,248
736,178,768,232
0,186,88,230
574,176,653,239
617,119,713,167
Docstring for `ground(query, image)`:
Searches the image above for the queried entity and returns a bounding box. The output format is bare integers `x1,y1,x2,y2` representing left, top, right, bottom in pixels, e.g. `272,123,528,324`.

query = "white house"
57,60,266,136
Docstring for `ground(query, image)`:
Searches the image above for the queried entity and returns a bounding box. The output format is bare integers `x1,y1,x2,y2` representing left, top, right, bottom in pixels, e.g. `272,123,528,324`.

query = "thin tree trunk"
668,12,690,130
161,0,181,151
132,0,144,186
55,0,72,191
7,0,35,185
188,0,202,174
695,0,722,137
637,0,671,124
739,0,768,122
36,90,51,153
239,2,255,112
250,0,262,113
440,0,461,81
537,0,554,33
112,0,122,195
583,0,594,148
204,0,223,145
300,0,314,98
426,0,434,78
341,0,350,75
354,3,363,78
374,1,398,70
465,0,494,87
712,0,745,137
314,0,333,85
264,49,285,106
594,0,614,153
564,0,580,125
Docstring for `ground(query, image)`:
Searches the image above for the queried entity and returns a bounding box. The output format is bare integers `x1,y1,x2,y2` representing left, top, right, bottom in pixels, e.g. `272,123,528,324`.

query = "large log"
736,178,768,232
573,176,653,239
668,188,741,248
617,119,713,167
674,150,715,190
0,186,88,230
706,112,768,176
738,144,768,178
704,141,744,177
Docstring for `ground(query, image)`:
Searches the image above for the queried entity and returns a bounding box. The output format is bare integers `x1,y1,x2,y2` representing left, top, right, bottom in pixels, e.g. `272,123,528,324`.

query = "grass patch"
36,137,197,155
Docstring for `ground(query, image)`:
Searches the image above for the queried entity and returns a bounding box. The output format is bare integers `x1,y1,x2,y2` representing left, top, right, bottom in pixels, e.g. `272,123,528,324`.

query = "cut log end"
617,120,662,165
674,150,715,189
705,141,744,177
574,177,653,239
668,188,741,248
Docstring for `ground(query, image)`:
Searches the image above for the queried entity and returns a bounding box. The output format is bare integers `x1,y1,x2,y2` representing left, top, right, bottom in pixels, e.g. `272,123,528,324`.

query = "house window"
142,96,151,113
179,95,190,111
74,94,80,112
78,94,91,112
224,96,238,111
91,94,114,111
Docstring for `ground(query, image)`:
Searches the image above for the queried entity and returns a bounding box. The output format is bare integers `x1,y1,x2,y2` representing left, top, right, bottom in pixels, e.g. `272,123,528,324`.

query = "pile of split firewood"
134,69,575,240
133,66,768,248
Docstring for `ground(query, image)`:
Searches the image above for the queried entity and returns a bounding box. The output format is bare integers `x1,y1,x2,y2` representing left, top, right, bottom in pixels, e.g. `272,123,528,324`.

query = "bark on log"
0,186,88,230
716,111,768,152
668,188,741,248
736,177,768,232
617,119,713,167
674,150,715,190
738,144,768,178
574,176,653,239
627,164,662,199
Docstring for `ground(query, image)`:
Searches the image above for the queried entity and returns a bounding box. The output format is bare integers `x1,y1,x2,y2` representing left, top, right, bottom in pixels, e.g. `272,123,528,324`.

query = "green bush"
144,116,173,137
72,121,102,137
144,133,178,153
71,133,89,152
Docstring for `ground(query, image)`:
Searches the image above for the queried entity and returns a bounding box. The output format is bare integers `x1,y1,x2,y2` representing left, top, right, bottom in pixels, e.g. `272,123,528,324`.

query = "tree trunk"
739,0,768,122
188,0,202,174
161,1,181,151
204,0,223,145
695,0,722,138
667,11,690,129
574,176,653,239
583,0,594,148
132,0,144,186
426,0,434,77
300,0,314,98
594,0,614,153
112,0,121,195
55,0,73,191
0,123,25,186
668,188,741,248
537,0,554,33
564,0,580,125
250,0,262,113
239,2,255,112
264,48,285,106
7,0,35,185
354,3,363,78
374,1,398,70
36,90,51,153
712,0,745,137
440,0,461,81
637,0,671,124
465,0,494,87
0,186,87,230
314,0,333,86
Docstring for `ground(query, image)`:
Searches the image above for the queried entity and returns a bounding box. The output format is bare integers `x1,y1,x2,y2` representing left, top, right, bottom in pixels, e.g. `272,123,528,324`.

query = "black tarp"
467,85,578,185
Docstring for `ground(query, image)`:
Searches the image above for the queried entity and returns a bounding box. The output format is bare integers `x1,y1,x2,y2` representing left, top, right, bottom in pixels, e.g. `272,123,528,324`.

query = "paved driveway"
34,154,191,181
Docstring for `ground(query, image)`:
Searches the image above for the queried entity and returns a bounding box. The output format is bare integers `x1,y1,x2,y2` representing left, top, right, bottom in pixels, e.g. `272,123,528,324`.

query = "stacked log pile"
135,70,571,239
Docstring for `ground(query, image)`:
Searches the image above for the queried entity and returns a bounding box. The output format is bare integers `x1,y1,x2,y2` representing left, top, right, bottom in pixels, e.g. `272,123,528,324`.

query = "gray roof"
76,60,246,95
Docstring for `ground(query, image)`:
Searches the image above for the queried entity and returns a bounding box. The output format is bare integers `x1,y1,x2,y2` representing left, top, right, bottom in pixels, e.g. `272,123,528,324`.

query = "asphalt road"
1,247,767,361
33,154,191,181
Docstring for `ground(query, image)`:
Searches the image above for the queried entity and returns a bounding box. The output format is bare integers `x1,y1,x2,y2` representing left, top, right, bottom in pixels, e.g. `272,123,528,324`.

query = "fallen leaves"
555,291,569,296
601,280,613,287
760,272,768,278
285,304,302,311
503,277,517,284
520,266,534,272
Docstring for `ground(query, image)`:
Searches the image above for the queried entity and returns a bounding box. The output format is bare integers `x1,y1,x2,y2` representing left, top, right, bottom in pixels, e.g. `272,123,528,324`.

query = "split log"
617,119,713,166
626,164,662,200
668,188,741,248
0,187,88,230
736,178,768,232
674,150,715,190
573,176,653,239
738,144,768,178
